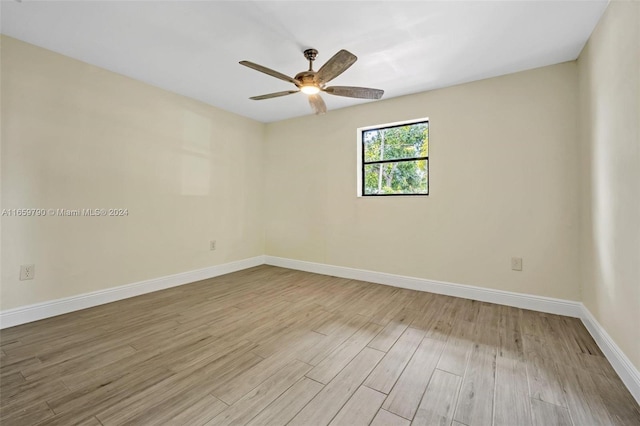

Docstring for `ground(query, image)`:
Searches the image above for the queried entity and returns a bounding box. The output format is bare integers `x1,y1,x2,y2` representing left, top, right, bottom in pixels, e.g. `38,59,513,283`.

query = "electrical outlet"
210,240,216,251
511,257,523,271
20,264,35,280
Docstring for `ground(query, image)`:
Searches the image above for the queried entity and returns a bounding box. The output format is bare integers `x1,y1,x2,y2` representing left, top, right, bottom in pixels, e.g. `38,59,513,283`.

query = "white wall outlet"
511,257,523,271
210,240,216,251
20,264,35,280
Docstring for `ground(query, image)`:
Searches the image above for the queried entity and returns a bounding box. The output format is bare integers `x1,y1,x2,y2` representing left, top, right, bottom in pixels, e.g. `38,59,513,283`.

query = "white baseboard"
0,255,265,329
264,256,582,318
579,305,640,404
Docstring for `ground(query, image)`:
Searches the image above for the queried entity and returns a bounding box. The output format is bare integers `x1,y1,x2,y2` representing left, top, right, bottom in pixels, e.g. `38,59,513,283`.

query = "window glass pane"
363,122,428,162
363,160,428,195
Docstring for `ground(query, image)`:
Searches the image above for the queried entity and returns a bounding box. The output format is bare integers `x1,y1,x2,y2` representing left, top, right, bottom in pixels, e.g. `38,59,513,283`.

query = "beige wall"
578,1,640,370
264,62,581,300
1,36,265,310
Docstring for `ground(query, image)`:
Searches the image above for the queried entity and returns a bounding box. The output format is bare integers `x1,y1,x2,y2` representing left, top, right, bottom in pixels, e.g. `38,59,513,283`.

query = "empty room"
1,1,639,425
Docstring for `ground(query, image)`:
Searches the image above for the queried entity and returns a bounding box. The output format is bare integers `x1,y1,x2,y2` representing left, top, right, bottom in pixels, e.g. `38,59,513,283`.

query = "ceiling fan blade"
308,94,327,115
250,90,299,100
316,50,357,84
324,86,384,100
239,61,298,85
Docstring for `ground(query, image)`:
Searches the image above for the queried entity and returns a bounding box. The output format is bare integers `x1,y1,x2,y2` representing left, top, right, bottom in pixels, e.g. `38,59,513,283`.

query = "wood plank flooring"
1,265,638,425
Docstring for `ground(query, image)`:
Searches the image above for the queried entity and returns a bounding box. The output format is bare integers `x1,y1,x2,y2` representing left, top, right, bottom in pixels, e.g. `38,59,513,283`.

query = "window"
358,118,429,196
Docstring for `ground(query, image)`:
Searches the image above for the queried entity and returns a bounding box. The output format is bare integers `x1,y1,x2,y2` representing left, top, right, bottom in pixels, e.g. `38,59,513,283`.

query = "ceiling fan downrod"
303,48,318,71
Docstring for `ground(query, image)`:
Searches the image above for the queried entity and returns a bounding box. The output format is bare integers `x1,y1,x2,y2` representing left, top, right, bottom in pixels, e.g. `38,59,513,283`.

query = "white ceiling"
1,1,607,123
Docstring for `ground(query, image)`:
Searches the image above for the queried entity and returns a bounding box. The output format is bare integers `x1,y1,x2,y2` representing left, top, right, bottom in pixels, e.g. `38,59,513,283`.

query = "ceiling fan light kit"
240,48,384,115
300,85,320,95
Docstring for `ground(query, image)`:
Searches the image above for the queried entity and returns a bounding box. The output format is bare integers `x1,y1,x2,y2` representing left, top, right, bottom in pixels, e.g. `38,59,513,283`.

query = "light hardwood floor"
1,265,639,425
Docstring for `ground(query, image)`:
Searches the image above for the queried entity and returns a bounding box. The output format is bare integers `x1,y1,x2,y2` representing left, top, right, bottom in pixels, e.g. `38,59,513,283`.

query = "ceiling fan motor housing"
295,71,319,87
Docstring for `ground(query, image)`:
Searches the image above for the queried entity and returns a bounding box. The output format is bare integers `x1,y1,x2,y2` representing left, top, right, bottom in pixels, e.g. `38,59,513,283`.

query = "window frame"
356,117,429,197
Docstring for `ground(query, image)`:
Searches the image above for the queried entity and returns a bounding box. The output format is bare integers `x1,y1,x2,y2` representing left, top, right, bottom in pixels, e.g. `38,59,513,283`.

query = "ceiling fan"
240,49,384,115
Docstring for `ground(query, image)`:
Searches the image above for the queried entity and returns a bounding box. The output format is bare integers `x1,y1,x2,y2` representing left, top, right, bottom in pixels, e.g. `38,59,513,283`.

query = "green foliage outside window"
362,121,429,195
